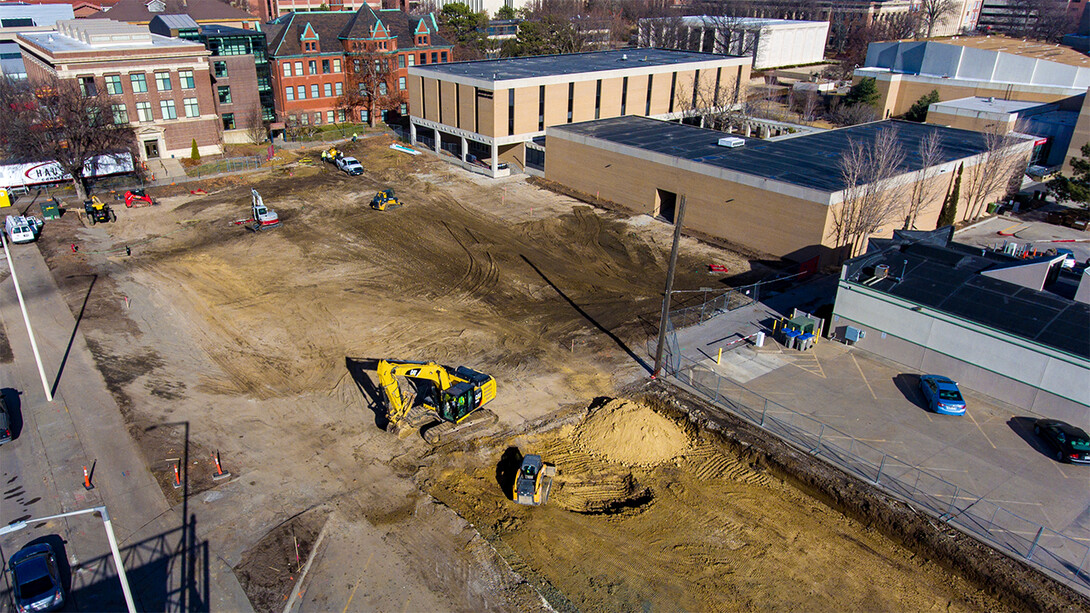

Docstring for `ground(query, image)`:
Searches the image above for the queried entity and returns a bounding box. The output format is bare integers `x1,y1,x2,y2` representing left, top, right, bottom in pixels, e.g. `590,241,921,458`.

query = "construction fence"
658,346,1090,594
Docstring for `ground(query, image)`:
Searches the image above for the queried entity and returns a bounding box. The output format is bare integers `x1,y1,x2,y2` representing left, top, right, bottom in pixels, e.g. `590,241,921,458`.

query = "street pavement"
0,240,251,611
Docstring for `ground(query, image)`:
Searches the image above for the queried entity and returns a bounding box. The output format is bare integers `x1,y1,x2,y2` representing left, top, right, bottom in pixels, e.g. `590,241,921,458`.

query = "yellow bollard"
717,347,722,365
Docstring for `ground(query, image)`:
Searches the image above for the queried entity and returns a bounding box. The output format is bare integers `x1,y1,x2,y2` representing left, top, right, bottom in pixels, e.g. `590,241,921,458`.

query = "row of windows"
284,81,345,101
85,69,197,97
281,58,342,78
111,98,200,124
287,104,406,126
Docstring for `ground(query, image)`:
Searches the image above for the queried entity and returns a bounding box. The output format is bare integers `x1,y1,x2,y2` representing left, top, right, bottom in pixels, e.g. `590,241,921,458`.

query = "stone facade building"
18,19,222,159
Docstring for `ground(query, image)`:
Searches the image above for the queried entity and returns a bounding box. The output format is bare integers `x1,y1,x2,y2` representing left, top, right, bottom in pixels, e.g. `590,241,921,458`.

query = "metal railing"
658,348,1090,592
190,155,266,179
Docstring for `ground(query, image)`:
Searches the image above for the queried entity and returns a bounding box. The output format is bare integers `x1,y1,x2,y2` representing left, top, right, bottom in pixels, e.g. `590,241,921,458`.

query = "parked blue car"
8,542,65,613
919,375,967,415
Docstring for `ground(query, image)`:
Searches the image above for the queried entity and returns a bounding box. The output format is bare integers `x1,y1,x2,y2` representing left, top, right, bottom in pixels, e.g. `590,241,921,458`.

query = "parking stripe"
966,409,997,449
850,353,877,400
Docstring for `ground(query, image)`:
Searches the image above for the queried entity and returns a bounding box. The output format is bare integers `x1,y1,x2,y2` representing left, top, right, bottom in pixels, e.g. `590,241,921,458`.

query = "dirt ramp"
553,467,651,515
574,398,691,466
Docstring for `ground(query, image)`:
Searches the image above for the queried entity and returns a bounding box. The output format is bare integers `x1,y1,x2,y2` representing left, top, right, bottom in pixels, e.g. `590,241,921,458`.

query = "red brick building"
17,19,222,160
264,5,452,129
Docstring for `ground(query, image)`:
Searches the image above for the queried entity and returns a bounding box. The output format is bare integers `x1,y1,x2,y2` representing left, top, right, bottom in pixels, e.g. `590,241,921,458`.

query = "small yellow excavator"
371,189,400,211
376,359,497,444
513,454,556,506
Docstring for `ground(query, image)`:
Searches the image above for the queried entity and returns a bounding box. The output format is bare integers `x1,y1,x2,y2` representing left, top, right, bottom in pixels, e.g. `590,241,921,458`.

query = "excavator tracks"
421,409,499,445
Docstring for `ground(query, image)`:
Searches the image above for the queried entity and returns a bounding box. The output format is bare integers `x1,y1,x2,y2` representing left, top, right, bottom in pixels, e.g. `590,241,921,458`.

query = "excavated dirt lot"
25,134,1062,611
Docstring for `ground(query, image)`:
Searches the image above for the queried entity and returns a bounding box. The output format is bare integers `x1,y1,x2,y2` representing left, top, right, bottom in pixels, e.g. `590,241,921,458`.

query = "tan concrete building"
546,117,1034,267
18,19,222,160
406,49,751,178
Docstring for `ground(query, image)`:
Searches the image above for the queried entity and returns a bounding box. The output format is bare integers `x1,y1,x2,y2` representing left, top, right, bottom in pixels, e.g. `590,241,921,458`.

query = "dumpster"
40,198,61,220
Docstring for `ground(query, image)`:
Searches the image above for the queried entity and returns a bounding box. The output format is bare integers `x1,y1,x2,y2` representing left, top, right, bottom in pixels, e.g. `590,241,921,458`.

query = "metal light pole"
0,231,53,401
652,196,686,377
0,506,137,613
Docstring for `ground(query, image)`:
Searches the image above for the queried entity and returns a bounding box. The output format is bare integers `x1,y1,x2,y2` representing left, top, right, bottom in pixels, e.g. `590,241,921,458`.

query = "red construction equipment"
124,189,154,208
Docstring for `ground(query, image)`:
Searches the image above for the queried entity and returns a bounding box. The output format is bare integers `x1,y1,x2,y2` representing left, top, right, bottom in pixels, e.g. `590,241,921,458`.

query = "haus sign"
0,153,134,188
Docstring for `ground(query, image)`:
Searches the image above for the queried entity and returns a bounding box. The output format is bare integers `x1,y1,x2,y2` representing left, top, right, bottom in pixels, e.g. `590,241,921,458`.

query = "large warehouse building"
832,228,1089,419
545,117,1034,268
406,49,750,177
635,16,829,70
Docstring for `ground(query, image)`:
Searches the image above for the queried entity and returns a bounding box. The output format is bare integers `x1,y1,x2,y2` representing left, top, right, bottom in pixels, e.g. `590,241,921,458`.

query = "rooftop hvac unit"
718,137,745,148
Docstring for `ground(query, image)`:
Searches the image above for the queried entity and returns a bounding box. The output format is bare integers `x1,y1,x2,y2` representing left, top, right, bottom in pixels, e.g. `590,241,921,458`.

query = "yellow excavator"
376,359,497,444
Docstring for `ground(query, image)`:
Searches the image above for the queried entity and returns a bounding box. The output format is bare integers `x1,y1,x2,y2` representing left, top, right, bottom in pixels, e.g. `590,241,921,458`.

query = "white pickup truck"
335,156,363,176
5,215,42,244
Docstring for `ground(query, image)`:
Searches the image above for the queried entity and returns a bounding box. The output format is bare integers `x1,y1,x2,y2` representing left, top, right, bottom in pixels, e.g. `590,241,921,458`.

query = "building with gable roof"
264,5,450,130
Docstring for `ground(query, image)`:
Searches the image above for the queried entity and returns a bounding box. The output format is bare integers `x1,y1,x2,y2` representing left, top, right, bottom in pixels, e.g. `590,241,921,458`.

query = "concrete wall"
832,279,1090,420
754,21,828,69
1064,87,1090,174
925,107,1017,132
867,71,1077,119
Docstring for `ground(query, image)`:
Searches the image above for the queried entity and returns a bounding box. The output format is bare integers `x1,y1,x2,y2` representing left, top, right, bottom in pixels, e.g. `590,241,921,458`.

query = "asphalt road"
0,239,250,612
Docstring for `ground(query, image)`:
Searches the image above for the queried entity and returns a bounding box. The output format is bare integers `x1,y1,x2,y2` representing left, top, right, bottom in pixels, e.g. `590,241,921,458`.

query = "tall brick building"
264,5,451,129
17,19,222,159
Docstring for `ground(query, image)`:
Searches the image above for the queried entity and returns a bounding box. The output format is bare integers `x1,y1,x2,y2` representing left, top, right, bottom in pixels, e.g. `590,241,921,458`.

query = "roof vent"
621,53,627,60
987,96,994,103
718,137,744,148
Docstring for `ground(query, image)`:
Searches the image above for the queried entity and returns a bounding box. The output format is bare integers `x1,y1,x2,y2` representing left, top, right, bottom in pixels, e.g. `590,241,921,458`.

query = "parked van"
5,215,41,244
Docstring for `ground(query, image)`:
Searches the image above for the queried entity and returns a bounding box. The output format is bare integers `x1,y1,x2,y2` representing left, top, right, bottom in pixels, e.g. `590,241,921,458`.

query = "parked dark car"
918,375,966,415
1034,419,1090,464
8,542,65,613
0,394,12,444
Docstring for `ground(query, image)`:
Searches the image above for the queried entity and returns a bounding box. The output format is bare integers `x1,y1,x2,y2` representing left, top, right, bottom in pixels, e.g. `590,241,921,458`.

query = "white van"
5,215,40,244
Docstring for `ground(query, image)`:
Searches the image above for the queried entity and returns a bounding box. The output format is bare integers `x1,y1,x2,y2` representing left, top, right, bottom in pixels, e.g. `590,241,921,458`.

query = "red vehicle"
124,189,153,208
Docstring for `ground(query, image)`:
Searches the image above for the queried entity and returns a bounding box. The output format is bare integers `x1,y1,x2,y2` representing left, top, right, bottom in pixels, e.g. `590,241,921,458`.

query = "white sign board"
0,153,135,189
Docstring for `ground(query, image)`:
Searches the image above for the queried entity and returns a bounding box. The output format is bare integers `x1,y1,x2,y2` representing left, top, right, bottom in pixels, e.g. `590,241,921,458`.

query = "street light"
0,506,138,613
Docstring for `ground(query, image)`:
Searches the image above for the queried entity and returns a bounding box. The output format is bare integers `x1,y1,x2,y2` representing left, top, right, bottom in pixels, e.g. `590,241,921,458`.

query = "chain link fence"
658,347,1090,593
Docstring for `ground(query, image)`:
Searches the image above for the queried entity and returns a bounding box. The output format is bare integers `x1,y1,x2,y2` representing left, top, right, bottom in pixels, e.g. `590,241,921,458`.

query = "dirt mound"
573,399,691,466
553,465,652,514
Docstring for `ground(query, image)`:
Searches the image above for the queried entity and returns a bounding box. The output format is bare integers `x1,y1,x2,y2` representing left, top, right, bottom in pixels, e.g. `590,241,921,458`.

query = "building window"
567,82,573,122
378,82,387,96
595,79,601,120
297,85,305,99
130,72,148,93
441,51,447,62
222,113,235,130
313,112,321,124
337,109,345,122
183,97,199,117
218,86,232,104
310,84,319,98
646,74,653,115
691,69,700,108
333,59,341,72
335,81,343,96
360,109,368,123
308,60,317,75
400,103,407,115
160,99,177,119
213,61,227,78
111,104,128,124
288,114,296,123
286,86,294,101
399,77,406,91
431,52,438,63
78,76,97,97
669,72,677,113
327,110,335,123
324,83,332,97
155,72,172,91
621,76,628,115
407,54,415,67
508,88,514,136
322,59,330,73
282,63,291,77
179,69,195,89
398,54,405,68
294,61,303,76
135,101,152,122
105,74,123,95
419,53,426,64
539,84,545,131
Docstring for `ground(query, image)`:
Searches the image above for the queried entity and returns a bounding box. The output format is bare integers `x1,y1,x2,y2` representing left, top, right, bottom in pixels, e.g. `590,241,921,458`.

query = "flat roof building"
17,19,223,159
546,117,1033,267
407,49,751,178
833,227,1089,419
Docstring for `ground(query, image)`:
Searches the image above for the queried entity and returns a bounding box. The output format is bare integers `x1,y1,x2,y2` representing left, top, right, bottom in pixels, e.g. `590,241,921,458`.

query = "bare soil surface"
26,134,1076,611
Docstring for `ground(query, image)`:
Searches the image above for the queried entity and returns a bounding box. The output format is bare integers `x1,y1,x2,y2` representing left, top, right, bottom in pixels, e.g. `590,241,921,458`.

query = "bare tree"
962,124,1030,221
339,50,400,128
830,126,908,258
904,130,944,229
673,66,749,129
245,105,268,145
0,74,135,200
920,0,960,37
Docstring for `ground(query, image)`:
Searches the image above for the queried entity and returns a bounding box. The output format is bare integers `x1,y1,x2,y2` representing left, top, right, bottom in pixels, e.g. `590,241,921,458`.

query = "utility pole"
652,196,685,377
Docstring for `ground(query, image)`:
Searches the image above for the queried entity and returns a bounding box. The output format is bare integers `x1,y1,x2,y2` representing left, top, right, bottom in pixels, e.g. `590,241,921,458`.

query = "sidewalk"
0,241,252,611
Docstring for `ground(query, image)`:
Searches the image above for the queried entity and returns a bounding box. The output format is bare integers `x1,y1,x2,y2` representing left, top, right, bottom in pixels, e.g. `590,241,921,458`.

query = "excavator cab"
438,382,477,423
